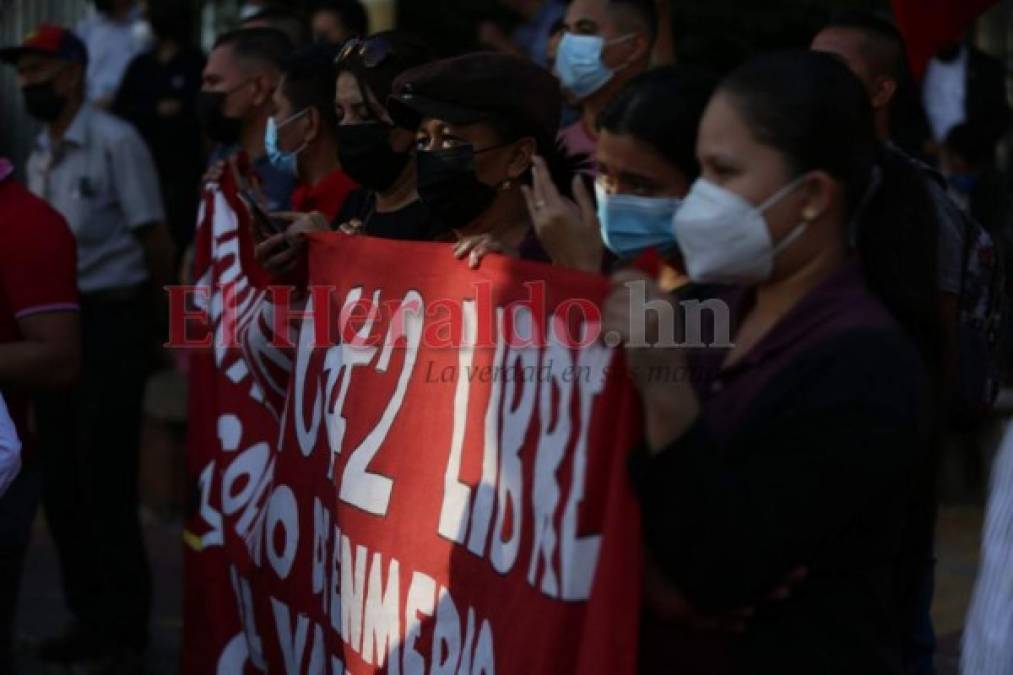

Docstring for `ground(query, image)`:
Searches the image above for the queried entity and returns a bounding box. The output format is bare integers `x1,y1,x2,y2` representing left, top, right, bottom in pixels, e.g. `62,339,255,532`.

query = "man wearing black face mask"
200,28,296,213
1,24,174,672
114,0,206,267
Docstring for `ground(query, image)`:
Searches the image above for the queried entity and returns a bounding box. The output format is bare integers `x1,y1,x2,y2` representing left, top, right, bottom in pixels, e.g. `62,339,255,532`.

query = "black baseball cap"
388,52,562,143
0,24,88,66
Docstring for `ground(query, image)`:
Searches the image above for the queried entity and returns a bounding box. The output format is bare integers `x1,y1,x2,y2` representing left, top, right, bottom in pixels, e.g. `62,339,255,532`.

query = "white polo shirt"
27,103,165,294
0,392,20,498
75,5,152,104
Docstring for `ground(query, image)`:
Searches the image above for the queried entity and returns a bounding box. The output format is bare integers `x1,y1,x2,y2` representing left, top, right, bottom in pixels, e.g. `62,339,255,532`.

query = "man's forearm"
0,339,80,390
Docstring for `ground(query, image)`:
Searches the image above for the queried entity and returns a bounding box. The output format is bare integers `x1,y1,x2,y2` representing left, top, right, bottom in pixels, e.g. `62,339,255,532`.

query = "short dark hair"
281,43,339,133
598,66,717,182
214,27,294,72
147,0,195,45
608,0,658,47
240,6,310,47
823,10,907,81
312,0,369,38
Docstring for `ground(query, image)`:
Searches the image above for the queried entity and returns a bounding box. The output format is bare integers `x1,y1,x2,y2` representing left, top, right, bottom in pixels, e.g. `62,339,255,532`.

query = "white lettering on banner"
197,460,224,549
561,322,609,601
329,525,343,635
324,288,378,470
431,587,461,675
307,623,326,675
313,497,332,611
339,291,424,516
466,308,506,557
403,572,437,675
458,607,476,675
340,537,368,650
290,289,426,514
294,293,324,457
527,318,574,598
265,485,299,580
326,532,497,675
490,308,538,574
198,189,291,415
438,300,478,544
230,567,266,671
271,597,311,675
361,554,400,673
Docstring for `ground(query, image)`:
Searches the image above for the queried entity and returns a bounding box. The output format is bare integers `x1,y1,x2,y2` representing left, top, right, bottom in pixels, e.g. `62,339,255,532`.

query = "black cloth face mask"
22,80,67,122
197,90,244,146
336,122,412,192
416,144,506,231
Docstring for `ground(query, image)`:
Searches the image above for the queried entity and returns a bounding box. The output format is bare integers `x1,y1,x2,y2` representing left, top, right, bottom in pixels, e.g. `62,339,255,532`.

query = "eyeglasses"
335,36,394,69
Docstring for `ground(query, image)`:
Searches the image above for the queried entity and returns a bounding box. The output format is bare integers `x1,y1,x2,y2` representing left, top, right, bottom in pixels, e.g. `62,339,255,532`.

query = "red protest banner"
183,167,295,674
238,232,645,674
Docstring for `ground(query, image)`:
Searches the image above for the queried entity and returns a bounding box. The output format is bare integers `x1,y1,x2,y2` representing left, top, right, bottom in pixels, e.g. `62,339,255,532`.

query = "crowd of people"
0,0,1011,673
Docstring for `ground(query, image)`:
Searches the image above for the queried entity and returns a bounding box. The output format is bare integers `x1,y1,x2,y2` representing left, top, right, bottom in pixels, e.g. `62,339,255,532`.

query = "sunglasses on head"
336,36,394,69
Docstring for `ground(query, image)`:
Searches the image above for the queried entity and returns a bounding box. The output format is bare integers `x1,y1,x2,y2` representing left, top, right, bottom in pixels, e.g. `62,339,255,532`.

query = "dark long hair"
719,51,942,367
597,66,717,184
334,31,435,113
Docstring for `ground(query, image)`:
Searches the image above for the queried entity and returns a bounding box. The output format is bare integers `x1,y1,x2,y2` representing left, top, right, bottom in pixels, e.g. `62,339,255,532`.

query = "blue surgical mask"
596,182,680,258
265,109,309,177
554,32,634,100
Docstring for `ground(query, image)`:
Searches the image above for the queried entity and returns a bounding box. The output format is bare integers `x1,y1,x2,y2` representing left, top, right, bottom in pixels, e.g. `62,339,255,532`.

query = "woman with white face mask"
524,66,715,274
605,51,930,674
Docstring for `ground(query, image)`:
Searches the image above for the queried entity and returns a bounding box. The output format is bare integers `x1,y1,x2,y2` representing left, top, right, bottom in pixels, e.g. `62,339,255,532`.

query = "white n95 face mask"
673,177,808,285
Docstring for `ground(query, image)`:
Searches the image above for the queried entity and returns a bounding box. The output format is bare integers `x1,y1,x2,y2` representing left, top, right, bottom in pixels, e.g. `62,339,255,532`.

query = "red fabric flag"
183,167,295,674
256,232,645,673
891,0,999,78
183,212,646,672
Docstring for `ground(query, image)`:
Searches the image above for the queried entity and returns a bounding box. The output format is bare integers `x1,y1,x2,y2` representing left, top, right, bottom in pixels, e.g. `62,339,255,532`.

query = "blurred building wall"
0,0,89,178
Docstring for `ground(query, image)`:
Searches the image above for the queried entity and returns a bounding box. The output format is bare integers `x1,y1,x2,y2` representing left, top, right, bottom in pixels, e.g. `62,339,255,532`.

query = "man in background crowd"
2,23,174,674
241,5,311,47
200,28,296,211
554,0,657,165
75,0,151,108
923,35,1010,160
268,43,356,219
114,0,206,267
478,0,567,67
310,0,370,45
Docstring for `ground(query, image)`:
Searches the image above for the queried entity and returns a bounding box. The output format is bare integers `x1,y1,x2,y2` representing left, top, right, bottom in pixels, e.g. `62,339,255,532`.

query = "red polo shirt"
0,168,79,442
291,168,356,221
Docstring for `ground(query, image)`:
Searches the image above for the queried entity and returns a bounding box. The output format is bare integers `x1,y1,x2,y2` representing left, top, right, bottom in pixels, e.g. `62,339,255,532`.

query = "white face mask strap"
758,174,808,214
771,220,808,256
604,33,639,70
277,107,310,130
760,175,812,257
280,108,312,156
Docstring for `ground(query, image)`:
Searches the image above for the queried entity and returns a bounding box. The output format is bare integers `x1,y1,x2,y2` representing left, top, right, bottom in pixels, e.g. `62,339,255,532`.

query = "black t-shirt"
333,188,448,242
113,47,206,181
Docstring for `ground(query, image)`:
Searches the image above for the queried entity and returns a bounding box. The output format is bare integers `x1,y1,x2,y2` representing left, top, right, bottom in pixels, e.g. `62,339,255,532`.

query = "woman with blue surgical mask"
524,66,715,275
605,52,932,674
